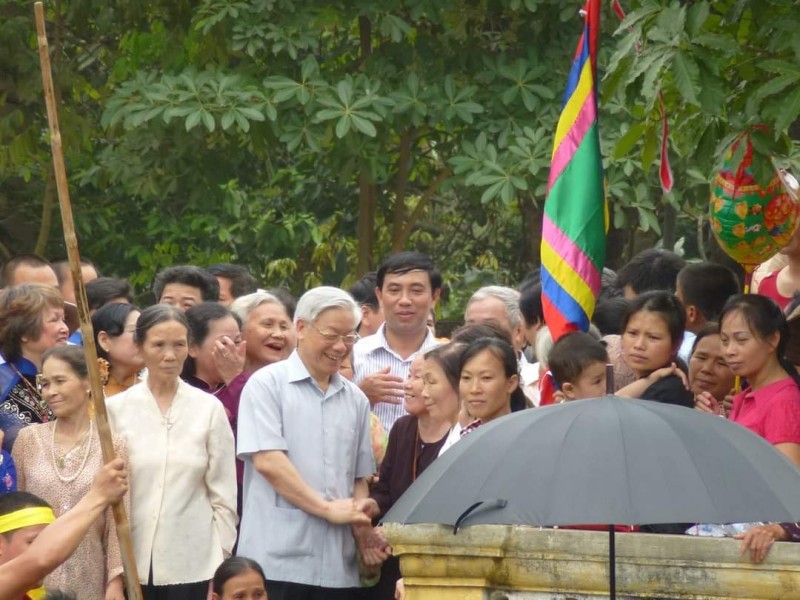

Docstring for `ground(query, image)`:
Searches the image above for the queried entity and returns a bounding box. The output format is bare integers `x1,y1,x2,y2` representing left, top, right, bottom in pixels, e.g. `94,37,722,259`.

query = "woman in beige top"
107,304,237,600
13,345,127,600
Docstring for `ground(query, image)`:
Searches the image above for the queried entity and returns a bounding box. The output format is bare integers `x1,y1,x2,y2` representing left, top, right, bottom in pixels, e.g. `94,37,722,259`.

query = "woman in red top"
709,294,800,562
713,294,800,466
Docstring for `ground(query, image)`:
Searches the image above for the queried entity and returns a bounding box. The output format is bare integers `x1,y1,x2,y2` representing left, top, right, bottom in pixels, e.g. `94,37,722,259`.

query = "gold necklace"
51,420,93,483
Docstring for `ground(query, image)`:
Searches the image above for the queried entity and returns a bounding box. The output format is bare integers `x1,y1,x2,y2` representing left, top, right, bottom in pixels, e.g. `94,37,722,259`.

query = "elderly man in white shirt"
237,286,376,600
464,285,536,404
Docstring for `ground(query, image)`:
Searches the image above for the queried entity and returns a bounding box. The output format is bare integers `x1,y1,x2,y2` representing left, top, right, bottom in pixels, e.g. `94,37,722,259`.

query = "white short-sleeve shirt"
237,350,374,588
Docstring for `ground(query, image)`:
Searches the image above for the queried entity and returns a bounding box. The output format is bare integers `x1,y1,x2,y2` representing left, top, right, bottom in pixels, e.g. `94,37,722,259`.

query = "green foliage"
3,0,800,303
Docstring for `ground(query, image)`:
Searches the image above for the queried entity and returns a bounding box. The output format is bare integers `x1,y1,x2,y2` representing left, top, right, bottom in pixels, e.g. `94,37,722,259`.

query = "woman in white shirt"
107,304,237,599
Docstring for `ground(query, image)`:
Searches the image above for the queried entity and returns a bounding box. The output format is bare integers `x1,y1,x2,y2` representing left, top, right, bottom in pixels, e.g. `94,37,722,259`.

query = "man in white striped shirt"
353,252,442,433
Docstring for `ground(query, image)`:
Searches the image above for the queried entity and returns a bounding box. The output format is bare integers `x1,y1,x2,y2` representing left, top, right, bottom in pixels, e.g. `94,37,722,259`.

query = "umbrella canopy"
383,396,800,528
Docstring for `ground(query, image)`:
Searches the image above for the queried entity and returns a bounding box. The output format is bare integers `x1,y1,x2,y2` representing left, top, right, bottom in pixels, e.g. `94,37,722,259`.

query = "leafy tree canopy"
1,0,798,313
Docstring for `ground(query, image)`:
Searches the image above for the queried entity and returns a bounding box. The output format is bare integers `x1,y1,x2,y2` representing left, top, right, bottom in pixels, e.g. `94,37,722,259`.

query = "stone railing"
385,523,800,599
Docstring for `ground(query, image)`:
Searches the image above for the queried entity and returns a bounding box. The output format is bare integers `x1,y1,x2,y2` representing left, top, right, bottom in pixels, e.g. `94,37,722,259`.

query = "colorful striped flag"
540,0,606,341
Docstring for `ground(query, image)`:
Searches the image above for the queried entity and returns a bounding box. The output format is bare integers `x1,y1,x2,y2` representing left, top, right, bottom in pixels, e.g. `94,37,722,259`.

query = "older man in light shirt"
237,286,376,599
464,285,538,402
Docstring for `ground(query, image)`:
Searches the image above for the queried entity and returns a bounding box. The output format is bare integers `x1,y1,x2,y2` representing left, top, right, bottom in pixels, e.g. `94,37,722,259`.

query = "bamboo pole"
33,4,143,598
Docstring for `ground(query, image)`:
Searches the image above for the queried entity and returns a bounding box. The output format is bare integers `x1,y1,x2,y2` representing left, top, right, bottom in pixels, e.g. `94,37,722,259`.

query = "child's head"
212,557,267,600
620,291,685,377
548,332,609,400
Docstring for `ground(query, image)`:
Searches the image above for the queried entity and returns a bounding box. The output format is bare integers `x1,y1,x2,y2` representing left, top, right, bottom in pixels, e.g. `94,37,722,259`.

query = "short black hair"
152,266,220,303
519,282,543,328
86,277,133,310
348,272,379,310
185,302,241,346
617,249,686,295
183,303,241,379
720,294,800,388
213,557,266,595
548,331,609,389
1,255,53,288
52,258,96,287
450,321,513,347
134,304,189,345
92,303,140,361
0,492,51,539
621,291,686,353
207,263,257,299
424,342,466,392
592,296,631,336
41,345,88,379
459,336,527,412
267,288,297,320
376,251,442,292
677,262,740,322
690,322,720,357
598,267,623,302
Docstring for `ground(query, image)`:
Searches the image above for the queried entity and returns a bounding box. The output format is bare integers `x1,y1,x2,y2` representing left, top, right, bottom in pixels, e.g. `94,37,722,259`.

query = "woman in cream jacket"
108,304,237,600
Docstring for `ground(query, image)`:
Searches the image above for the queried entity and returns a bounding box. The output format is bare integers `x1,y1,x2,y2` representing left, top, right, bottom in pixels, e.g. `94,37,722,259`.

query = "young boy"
548,332,609,402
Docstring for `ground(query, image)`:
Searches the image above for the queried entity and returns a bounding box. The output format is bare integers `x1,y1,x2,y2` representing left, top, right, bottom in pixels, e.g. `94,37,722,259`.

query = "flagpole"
33,4,143,599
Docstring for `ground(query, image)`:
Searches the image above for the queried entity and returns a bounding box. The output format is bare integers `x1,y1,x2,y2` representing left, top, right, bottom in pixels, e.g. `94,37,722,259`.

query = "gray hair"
466,285,522,330
230,291,284,324
295,286,360,326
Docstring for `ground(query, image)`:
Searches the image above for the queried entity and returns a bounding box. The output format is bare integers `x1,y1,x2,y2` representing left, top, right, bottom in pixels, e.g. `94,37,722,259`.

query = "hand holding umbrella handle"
454,499,508,534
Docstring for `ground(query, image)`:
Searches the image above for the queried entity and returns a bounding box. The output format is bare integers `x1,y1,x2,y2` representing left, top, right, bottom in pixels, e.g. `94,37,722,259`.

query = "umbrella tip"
453,499,508,534
605,364,615,395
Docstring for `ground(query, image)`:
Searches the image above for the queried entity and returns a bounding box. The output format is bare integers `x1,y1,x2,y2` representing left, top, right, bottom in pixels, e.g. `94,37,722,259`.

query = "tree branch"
390,129,414,251
397,168,451,247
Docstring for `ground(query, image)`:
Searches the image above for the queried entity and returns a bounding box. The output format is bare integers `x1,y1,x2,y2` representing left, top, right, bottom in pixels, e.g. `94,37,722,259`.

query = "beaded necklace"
50,420,94,483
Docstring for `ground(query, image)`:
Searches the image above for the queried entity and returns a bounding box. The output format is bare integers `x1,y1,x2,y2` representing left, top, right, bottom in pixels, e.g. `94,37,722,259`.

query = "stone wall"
385,523,800,599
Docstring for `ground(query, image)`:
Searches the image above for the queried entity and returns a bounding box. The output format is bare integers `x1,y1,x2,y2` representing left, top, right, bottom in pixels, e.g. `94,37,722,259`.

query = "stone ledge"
385,524,800,599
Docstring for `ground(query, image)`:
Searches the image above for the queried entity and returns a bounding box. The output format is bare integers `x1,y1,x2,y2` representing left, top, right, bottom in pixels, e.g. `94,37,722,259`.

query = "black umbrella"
383,396,800,598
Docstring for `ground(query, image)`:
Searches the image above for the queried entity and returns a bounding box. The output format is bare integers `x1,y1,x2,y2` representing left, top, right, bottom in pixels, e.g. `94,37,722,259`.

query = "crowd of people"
0,242,799,599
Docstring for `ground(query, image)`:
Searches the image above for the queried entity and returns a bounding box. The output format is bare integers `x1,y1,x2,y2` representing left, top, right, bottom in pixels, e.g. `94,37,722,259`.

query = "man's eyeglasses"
310,323,360,345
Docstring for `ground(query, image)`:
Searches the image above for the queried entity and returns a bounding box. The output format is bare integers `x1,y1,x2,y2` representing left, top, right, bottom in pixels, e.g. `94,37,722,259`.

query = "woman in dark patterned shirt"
0,284,68,452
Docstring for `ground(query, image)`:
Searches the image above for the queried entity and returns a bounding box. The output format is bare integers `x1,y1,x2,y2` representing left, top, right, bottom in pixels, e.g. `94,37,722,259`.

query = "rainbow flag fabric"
540,0,606,341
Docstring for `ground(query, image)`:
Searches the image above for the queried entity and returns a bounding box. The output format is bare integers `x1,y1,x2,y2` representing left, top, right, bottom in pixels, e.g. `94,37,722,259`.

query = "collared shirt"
730,377,800,445
237,350,374,588
353,323,439,432
107,379,238,585
677,331,696,364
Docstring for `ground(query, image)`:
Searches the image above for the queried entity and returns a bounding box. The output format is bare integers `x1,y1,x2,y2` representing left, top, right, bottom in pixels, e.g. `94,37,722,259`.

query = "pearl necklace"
51,420,93,483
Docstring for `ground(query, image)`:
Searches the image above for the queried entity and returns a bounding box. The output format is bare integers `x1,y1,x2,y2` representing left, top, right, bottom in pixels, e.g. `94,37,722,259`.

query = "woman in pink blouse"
709,294,800,562
709,294,800,466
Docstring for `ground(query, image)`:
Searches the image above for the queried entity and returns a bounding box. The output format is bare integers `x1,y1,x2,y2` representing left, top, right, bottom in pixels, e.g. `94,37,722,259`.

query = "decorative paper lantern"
709,134,800,271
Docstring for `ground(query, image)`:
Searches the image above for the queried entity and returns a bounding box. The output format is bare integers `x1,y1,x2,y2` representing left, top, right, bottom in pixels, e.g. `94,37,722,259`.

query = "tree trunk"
662,203,676,251
520,196,540,267
390,129,413,252
355,15,375,276
356,169,376,276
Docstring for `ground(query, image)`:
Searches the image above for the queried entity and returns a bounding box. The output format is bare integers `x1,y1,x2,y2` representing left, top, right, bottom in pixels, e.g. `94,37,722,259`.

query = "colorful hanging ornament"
709,132,800,285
